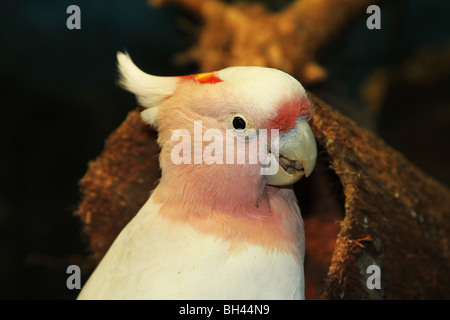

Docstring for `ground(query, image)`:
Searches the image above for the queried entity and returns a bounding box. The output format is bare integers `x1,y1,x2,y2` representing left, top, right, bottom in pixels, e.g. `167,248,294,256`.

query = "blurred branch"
151,0,377,85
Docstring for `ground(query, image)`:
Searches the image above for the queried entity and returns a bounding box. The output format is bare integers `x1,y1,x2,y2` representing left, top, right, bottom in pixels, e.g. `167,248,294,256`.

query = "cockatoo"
77,52,317,300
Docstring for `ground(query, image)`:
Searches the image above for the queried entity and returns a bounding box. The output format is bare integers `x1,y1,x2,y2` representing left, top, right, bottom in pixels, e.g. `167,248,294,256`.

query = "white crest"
116,52,179,126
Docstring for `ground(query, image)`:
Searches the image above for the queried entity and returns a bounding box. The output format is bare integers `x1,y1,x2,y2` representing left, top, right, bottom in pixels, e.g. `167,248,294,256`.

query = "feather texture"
78,195,304,299
117,52,179,126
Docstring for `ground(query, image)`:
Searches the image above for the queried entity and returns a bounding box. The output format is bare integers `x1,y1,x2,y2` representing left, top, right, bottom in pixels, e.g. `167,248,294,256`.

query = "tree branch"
152,0,377,84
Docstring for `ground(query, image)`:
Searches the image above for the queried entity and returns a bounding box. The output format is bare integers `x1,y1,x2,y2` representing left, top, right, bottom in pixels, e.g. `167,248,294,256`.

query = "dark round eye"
232,116,247,130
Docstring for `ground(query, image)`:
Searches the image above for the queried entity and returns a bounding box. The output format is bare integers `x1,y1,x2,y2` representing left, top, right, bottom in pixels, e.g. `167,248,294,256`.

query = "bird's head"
117,52,317,187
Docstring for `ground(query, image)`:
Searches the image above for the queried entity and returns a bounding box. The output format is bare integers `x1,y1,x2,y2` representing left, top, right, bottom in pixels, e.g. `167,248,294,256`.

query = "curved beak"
264,119,317,186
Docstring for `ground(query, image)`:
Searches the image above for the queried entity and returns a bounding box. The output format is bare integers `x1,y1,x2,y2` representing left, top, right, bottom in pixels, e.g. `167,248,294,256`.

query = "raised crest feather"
116,52,179,125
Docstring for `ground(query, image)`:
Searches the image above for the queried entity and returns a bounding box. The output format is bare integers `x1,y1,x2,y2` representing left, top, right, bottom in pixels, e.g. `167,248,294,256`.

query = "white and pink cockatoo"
77,52,317,300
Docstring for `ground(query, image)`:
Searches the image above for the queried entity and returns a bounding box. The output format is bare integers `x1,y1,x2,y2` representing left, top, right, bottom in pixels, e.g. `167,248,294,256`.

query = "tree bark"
307,94,450,299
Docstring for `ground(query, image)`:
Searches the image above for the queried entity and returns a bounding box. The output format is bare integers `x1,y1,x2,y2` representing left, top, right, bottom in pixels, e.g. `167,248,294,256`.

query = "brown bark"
307,95,450,299
312,95,450,299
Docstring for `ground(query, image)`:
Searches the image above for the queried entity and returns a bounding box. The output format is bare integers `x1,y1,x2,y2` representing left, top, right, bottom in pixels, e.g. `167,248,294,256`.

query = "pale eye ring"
228,113,253,133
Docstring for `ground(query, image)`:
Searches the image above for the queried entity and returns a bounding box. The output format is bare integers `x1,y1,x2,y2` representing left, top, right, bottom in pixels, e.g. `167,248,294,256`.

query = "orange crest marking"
181,72,223,84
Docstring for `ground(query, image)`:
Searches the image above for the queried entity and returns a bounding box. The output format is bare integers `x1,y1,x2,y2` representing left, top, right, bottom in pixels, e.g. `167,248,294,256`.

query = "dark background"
0,0,449,299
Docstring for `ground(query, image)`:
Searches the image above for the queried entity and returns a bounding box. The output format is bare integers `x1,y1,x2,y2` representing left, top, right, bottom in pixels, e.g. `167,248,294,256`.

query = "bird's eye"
227,113,254,134
232,116,247,130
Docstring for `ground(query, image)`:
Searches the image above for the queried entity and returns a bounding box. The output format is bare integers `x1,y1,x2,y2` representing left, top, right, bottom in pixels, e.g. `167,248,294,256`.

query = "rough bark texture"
75,94,450,299
307,95,450,299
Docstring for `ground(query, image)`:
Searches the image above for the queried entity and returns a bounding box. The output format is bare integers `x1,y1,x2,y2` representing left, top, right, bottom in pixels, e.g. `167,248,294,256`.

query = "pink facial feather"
149,68,306,258
153,107,303,258
266,96,311,134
